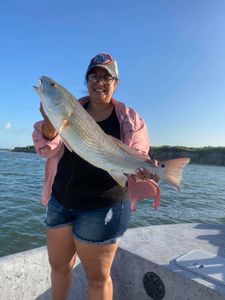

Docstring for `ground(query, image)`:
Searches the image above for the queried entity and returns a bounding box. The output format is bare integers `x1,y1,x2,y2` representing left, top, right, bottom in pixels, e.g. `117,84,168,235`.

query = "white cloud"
4,122,12,130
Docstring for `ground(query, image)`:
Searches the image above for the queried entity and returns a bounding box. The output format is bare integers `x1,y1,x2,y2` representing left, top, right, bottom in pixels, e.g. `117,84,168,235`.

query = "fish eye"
51,82,56,87
161,164,165,168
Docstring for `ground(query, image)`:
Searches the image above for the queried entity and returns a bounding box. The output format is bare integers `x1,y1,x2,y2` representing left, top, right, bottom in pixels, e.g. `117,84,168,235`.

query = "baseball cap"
85,53,119,80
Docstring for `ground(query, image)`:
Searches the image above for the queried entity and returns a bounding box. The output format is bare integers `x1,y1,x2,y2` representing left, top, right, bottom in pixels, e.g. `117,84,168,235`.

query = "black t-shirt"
52,105,128,210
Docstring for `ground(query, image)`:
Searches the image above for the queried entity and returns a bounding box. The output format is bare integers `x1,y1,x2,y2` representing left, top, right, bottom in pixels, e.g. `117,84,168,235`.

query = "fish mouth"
33,85,38,91
33,78,42,94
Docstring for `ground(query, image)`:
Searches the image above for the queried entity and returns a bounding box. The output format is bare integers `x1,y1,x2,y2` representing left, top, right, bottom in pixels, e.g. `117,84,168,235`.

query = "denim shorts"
45,194,131,244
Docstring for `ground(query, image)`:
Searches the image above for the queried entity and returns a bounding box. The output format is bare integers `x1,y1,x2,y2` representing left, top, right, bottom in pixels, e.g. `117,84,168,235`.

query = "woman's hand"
40,103,58,140
135,159,159,182
40,102,49,120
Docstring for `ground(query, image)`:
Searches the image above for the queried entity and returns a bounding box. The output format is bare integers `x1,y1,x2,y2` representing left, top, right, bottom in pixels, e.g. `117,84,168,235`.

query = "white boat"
1,223,225,300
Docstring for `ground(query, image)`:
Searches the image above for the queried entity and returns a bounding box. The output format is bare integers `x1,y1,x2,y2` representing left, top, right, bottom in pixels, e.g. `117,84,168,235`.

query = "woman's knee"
47,227,77,273
48,249,76,274
49,257,75,274
87,270,111,287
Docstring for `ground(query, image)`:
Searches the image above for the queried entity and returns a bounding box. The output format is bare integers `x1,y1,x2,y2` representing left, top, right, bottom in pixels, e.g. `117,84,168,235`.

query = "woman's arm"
32,120,63,158
32,103,63,158
128,110,158,181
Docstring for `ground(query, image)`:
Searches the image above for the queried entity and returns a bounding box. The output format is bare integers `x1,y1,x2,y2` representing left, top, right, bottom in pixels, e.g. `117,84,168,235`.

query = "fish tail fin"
160,157,190,190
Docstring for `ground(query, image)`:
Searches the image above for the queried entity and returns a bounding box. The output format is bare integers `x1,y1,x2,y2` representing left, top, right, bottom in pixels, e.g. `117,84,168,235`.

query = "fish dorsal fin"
107,135,149,161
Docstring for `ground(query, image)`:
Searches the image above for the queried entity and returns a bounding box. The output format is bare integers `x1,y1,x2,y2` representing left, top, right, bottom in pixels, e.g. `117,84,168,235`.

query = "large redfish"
34,76,190,190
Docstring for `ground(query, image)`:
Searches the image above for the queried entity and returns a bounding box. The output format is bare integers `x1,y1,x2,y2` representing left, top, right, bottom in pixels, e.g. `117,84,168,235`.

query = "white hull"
1,223,225,300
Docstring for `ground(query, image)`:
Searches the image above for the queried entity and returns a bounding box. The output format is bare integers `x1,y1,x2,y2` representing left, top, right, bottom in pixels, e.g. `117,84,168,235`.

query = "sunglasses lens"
102,77,114,84
88,75,114,85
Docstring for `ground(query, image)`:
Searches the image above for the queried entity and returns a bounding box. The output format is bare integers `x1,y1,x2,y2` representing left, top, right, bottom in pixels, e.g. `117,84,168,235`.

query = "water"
0,150,224,257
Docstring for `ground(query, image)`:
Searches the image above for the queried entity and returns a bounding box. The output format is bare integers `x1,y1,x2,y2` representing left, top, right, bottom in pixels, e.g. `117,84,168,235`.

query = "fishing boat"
1,223,225,300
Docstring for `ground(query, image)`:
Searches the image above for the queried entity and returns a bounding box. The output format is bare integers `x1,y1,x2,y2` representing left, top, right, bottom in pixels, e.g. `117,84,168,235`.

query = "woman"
33,53,158,300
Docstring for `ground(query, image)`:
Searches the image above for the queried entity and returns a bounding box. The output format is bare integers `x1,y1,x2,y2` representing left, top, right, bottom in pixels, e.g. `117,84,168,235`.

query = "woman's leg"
75,239,119,300
47,226,77,300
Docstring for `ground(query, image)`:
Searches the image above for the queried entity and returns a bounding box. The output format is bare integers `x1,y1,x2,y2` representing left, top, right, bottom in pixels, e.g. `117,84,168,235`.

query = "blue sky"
1,0,225,149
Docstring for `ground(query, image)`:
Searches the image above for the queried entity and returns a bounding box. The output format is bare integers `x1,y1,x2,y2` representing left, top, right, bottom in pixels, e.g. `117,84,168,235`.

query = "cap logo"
91,53,113,65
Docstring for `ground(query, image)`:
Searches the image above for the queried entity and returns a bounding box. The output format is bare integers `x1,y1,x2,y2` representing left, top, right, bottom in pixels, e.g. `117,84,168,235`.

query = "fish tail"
159,157,190,190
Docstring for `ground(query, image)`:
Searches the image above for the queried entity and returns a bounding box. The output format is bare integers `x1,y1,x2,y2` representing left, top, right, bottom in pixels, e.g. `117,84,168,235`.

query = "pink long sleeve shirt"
32,97,160,211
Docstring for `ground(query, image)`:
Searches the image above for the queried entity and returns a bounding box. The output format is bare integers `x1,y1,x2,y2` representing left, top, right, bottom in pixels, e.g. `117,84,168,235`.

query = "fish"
34,76,190,191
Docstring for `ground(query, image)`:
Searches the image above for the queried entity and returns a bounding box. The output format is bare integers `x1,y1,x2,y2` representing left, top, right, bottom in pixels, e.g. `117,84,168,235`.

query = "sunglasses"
88,74,115,85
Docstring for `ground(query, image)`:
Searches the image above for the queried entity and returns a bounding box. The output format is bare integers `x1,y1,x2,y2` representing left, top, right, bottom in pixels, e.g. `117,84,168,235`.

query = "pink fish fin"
127,176,161,211
107,135,149,161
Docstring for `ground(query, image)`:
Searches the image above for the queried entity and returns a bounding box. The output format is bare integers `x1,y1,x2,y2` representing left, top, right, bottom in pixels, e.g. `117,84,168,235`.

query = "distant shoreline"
2,145,225,166
11,146,36,153
150,145,225,166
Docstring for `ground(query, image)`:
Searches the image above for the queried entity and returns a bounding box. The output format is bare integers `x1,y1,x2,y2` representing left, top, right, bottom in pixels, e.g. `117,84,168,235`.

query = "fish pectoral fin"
110,172,128,187
58,119,69,133
58,112,75,133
